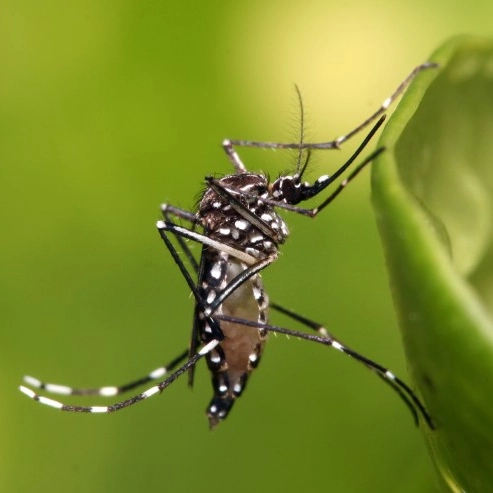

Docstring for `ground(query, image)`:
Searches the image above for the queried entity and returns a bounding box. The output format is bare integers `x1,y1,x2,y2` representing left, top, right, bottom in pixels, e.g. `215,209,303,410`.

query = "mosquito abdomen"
199,254,268,428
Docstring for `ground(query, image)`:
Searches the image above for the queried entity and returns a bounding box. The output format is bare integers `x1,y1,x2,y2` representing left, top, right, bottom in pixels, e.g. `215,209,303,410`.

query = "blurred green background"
1,2,492,492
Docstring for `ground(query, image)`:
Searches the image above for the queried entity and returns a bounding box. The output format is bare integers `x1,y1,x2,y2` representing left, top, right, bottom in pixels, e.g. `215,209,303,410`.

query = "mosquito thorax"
197,172,290,255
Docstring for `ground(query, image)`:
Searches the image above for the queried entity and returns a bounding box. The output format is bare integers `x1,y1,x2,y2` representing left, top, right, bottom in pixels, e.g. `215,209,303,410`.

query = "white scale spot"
233,383,242,394
19,385,36,399
231,228,240,240
332,341,343,351
204,323,213,334
210,263,222,279
235,219,249,230
249,235,263,244
385,370,396,380
45,383,73,395
212,201,222,209
156,220,165,229
149,367,167,379
219,384,228,393
23,375,42,388
90,406,109,413
99,386,119,397
249,353,258,363
39,396,63,409
210,405,217,413
317,175,330,184
245,247,260,257
252,285,263,300
210,352,221,363
382,97,392,109
260,213,273,222
206,290,216,304
219,227,230,235
199,339,219,355
143,386,160,398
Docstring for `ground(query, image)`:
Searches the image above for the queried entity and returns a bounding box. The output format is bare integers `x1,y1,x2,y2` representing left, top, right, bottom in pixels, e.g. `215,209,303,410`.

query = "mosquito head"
270,170,330,205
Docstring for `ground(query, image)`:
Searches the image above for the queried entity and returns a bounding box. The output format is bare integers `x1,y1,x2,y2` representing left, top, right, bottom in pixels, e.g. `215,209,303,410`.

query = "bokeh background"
1,2,492,492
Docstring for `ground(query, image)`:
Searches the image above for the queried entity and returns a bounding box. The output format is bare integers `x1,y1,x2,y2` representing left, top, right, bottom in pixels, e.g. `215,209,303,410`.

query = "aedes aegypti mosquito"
20,63,436,429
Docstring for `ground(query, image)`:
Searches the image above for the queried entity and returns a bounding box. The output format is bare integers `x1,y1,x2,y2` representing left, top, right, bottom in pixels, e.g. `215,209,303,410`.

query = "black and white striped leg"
19,341,220,413
21,349,189,398
214,312,434,429
19,220,234,414
270,302,431,427
221,63,436,155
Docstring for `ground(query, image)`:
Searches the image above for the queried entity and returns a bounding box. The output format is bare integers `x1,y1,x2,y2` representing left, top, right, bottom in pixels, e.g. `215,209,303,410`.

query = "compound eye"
281,177,302,204
272,176,301,203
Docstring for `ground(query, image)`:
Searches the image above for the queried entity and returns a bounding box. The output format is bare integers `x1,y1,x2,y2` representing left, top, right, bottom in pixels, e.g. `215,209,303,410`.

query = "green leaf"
372,36,493,493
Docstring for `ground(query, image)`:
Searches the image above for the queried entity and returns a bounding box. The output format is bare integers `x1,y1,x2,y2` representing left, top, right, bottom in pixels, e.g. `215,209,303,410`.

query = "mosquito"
20,62,436,429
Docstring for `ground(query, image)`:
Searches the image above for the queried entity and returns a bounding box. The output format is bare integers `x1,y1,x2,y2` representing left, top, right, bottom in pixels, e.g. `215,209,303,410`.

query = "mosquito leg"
271,302,330,337
332,62,437,147
214,313,434,429
22,349,189,398
160,204,200,273
309,147,384,216
160,204,198,224
204,254,277,317
19,219,211,410
222,63,436,153
157,217,225,389
19,340,220,413
222,139,248,173
270,302,426,426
